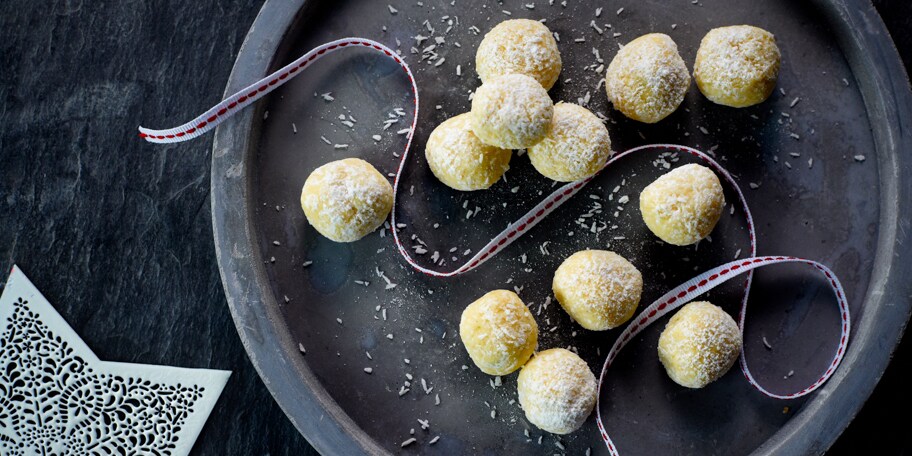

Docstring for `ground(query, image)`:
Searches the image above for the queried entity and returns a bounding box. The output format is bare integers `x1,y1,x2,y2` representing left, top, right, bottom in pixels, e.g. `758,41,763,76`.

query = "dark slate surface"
0,0,907,454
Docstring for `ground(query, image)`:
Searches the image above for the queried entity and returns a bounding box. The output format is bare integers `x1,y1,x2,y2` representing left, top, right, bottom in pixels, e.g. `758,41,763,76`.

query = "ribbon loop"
139,37,851,455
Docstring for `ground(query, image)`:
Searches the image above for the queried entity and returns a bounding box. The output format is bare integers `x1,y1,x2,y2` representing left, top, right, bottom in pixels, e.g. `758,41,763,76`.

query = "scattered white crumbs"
854,154,866,162
336,318,343,325
387,4,398,14
292,123,297,134
334,144,349,149
790,97,801,108
616,7,624,15
400,438,416,448
298,343,306,354
364,367,373,374
430,436,440,444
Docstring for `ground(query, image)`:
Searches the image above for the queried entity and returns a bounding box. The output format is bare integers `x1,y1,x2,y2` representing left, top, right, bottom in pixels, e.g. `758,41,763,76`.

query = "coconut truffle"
527,103,612,182
300,158,393,243
460,290,538,376
470,73,554,149
605,33,691,123
476,19,562,90
639,164,724,246
658,301,742,388
425,113,512,191
694,25,781,108
552,250,642,331
517,348,597,434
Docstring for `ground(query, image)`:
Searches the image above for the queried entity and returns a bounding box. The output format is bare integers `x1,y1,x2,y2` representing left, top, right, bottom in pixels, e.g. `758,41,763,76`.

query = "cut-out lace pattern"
0,297,204,456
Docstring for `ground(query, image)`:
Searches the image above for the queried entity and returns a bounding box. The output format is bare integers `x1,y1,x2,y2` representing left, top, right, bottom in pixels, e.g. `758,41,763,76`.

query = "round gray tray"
211,0,912,454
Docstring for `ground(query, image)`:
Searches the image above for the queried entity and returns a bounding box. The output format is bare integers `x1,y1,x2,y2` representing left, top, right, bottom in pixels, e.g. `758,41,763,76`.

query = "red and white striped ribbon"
139,37,851,454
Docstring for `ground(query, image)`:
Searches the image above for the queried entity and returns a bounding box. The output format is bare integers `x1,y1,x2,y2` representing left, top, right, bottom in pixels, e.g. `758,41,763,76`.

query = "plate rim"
210,0,912,454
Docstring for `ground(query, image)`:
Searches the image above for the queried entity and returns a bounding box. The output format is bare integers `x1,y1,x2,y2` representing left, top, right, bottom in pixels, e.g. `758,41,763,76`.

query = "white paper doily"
0,265,231,455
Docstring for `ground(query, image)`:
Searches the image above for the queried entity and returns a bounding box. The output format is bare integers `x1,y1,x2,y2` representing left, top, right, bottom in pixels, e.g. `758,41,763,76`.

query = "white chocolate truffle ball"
527,103,612,182
425,113,512,191
460,290,538,376
300,158,393,243
517,348,597,434
639,164,724,246
476,19,562,90
552,250,643,331
694,25,781,108
470,73,554,149
605,33,691,123
658,301,742,388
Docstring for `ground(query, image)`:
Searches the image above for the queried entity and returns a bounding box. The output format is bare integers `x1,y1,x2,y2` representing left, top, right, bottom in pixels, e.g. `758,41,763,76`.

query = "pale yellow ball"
300,158,393,243
476,19,562,90
527,103,612,182
605,33,690,123
517,348,597,434
552,250,642,331
470,73,554,149
639,164,724,246
694,25,781,108
425,113,512,191
459,290,538,376
658,301,742,388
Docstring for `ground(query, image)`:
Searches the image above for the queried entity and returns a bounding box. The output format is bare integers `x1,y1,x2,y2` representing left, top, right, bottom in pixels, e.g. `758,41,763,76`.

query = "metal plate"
211,0,912,454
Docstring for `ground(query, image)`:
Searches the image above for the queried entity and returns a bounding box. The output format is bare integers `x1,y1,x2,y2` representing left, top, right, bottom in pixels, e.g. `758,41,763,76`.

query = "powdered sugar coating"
470,73,554,149
476,19,562,90
605,33,690,123
658,301,742,388
425,113,512,191
527,103,612,182
300,158,393,243
459,290,538,376
694,25,781,108
552,250,642,330
639,163,724,246
517,348,597,435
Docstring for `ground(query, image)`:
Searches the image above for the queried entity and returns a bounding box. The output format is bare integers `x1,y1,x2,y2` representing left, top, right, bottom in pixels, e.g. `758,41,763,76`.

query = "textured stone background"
0,0,908,454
